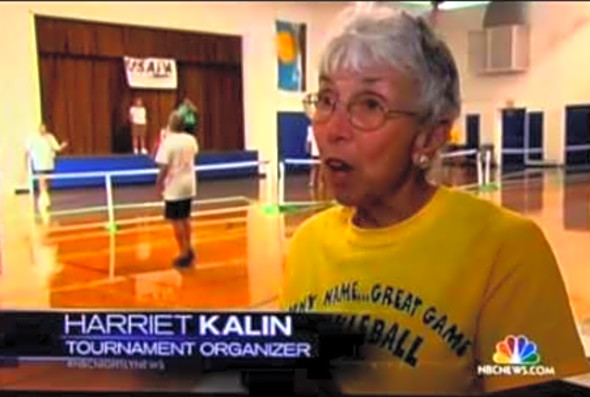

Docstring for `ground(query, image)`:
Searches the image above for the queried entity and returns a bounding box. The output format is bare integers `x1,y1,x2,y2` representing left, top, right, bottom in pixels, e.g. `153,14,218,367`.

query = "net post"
484,148,492,186
263,160,274,206
476,149,483,187
27,160,37,218
105,173,116,233
109,231,116,279
279,160,285,206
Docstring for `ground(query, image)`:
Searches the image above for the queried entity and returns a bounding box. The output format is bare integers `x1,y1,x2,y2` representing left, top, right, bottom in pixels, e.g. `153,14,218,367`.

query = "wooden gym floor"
0,165,589,391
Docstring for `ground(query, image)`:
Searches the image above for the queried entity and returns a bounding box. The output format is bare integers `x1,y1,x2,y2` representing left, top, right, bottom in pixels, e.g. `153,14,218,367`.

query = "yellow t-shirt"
280,186,589,395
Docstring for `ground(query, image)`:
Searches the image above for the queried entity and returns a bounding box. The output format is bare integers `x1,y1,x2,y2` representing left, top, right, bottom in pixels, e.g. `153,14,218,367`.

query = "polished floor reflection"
0,165,589,390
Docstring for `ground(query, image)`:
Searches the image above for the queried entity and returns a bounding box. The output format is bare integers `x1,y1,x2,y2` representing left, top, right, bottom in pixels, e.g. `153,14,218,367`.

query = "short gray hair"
168,110,184,132
319,5,461,124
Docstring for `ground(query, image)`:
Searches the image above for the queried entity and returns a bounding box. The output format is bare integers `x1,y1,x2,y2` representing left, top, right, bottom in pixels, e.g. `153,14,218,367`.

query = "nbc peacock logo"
493,335,540,365
476,335,555,377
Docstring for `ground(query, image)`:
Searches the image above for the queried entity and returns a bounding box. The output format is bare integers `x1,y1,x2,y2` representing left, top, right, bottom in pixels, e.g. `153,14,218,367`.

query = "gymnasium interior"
0,1,589,394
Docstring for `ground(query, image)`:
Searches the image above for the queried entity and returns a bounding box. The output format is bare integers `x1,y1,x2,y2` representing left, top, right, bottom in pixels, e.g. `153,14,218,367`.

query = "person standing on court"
280,4,589,395
129,97,148,155
155,111,199,268
26,123,68,212
177,97,199,135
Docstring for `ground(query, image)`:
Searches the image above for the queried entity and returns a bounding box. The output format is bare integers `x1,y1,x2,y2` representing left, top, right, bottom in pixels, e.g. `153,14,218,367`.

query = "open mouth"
324,158,354,172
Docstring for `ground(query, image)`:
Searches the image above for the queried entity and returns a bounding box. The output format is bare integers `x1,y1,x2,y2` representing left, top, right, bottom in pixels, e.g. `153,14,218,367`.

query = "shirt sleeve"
49,134,60,151
154,138,169,166
476,218,590,393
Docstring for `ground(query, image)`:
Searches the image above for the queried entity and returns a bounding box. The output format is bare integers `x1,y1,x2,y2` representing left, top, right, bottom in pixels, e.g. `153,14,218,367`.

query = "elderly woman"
279,5,589,396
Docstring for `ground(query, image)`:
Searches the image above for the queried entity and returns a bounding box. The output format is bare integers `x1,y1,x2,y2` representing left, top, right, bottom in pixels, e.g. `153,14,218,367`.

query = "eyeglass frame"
302,92,428,132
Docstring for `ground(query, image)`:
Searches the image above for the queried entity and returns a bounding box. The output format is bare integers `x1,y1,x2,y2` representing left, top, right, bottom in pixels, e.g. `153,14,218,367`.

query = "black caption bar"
0,311,363,370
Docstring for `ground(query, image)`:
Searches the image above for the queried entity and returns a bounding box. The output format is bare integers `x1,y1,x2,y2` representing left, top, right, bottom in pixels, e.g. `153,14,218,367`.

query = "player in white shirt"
306,124,323,188
151,126,169,158
129,97,148,155
26,123,68,211
155,111,199,268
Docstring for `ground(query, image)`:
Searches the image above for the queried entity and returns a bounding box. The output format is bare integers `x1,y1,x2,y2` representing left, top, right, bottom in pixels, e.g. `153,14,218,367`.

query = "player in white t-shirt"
306,124,323,188
26,123,68,211
129,97,147,155
151,126,169,158
155,111,199,268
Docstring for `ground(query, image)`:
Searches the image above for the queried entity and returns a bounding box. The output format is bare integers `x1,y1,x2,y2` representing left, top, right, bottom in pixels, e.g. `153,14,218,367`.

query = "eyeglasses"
302,92,420,132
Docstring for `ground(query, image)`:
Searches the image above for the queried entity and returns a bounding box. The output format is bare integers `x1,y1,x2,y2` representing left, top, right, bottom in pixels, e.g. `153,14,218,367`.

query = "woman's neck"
352,175,438,229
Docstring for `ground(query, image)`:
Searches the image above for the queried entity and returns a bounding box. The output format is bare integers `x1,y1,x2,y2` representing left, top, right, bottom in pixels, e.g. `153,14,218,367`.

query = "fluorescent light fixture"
439,1,490,10
398,1,490,10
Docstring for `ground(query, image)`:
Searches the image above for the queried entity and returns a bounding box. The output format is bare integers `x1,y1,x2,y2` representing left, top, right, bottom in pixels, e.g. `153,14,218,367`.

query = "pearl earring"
416,154,430,169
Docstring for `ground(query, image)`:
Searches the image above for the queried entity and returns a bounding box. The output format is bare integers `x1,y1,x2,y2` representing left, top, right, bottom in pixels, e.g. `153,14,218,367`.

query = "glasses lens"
302,95,317,120
307,92,335,123
349,98,386,130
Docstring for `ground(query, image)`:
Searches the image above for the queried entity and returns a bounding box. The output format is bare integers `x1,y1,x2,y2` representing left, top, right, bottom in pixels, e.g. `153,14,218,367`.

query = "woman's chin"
332,190,361,207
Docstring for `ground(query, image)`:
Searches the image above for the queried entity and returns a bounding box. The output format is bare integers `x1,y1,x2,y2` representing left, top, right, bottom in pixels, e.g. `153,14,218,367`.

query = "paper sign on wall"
123,56,178,90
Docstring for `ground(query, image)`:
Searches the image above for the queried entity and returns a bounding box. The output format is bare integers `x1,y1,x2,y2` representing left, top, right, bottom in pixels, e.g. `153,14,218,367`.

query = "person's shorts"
131,123,147,138
164,199,192,220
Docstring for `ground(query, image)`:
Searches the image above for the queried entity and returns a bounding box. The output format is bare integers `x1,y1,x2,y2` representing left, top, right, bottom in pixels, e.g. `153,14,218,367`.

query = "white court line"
45,216,247,244
48,258,246,295
46,197,251,222
54,228,247,262
43,205,251,235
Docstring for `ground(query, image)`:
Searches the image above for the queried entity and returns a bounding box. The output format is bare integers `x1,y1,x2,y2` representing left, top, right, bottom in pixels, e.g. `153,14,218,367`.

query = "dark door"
565,105,590,166
466,114,480,149
526,111,543,161
502,108,526,170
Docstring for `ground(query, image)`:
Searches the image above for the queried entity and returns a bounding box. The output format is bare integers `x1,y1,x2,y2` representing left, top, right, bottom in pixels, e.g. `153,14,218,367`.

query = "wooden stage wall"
35,16,245,155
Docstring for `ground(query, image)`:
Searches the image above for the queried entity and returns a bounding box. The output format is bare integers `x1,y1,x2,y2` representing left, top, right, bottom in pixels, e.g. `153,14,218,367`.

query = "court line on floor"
53,229,247,264
41,205,252,235
44,216,248,244
23,258,248,296
19,229,249,288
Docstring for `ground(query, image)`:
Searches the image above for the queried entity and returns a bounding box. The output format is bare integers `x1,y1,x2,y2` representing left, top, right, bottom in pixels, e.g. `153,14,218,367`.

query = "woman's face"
313,66,428,207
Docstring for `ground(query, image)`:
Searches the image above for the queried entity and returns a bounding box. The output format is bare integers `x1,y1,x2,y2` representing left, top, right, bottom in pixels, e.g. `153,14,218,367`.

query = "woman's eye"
318,93,336,107
358,98,383,111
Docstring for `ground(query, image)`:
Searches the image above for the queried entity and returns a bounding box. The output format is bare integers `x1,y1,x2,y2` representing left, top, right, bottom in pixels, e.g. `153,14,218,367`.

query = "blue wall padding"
45,151,259,190
277,111,312,173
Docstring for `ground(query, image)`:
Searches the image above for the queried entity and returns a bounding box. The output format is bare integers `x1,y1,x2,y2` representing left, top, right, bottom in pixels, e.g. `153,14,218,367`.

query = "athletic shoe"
174,249,195,268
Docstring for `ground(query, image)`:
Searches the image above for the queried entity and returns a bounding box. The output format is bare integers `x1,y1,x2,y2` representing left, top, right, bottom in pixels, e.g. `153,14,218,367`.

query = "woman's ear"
413,119,452,159
423,120,453,157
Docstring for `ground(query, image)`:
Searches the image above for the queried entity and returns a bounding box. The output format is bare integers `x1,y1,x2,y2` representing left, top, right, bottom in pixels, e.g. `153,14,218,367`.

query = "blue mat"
38,151,260,190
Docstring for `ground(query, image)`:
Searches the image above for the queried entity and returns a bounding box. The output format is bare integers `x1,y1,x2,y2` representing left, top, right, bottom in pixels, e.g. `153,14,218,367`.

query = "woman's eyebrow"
361,77,386,84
